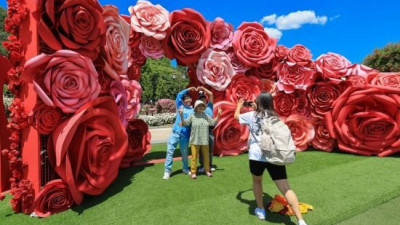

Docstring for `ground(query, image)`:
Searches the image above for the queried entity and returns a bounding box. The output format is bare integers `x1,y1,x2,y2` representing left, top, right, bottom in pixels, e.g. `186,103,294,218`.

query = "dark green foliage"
363,43,400,72
0,6,8,56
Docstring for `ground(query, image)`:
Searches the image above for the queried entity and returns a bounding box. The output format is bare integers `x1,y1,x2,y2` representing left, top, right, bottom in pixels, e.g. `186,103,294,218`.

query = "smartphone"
243,101,253,107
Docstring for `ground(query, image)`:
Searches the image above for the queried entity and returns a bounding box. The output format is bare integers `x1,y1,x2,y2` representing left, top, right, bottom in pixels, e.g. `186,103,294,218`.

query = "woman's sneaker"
206,172,213,177
190,173,197,179
298,220,308,225
162,171,171,180
255,208,266,220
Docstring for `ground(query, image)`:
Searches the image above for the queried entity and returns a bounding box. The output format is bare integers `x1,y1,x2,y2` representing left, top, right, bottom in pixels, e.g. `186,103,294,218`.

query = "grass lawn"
1,143,400,225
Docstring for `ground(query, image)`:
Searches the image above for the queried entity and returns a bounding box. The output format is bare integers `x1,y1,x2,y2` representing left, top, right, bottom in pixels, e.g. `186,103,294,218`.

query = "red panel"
19,0,41,194
0,56,12,192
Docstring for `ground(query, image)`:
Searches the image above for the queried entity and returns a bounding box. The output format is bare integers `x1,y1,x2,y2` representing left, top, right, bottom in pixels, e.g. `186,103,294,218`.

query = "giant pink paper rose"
22,50,101,113
226,48,249,73
276,62,316,93
102,5,130,80
316,52,351,81
275,45,289,61
121,78,142,120
346,64,378,87
285,115,315,151
325,85,400,156
163,8,210,65
307,81,350,118
48,97,128,204
33,179,74,218
120,119,151,168
139,36,164,59
232,22,276,67
38,0,106,60
196,49,235,91
128,0,170,40
210,17,233,51
213,101,249,156
311,119,336,152
367,72,400,88
110,80,128,127
225,74,262,103
287,44,312,66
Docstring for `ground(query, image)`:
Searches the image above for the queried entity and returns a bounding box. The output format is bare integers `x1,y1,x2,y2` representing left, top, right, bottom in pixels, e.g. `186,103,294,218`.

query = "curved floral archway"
1,0,399,217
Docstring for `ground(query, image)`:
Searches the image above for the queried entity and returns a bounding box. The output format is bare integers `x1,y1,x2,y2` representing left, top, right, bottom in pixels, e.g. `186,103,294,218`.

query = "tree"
0,6,8,56
363,43,400,72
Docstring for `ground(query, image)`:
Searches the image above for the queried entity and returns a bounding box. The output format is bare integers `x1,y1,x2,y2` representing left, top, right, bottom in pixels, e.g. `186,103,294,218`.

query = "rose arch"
1,0,400,217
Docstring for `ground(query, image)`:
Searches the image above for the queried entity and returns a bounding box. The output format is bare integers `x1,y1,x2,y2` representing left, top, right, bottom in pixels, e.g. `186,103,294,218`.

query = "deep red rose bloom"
285,115,315,151
225,74,262,103
246,59,279,81
287,44,312,66
311,119,336,152
232,22,276,67
48,97,128,204
275,45,289,61
33,179,74,217
213,101,249,156
325,85,400,156
163,8,210,66
120,119,151,168
274,91,297,118
30,101,64,134
38,0,106,59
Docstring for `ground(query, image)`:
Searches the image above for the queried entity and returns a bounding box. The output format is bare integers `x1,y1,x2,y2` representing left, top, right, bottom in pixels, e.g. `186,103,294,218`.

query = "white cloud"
261,10,328,30
329,15,341,21
261,14,277,25
264,27,282,40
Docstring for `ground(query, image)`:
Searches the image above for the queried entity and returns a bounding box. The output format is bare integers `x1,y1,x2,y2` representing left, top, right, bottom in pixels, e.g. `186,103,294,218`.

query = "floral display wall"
1,0,399,217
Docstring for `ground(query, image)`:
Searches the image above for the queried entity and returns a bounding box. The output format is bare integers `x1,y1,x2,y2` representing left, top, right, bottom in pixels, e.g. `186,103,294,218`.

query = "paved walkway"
149,127,171,144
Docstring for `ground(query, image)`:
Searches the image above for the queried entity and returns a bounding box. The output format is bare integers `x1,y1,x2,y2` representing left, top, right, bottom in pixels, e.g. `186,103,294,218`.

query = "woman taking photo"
234,92,307,225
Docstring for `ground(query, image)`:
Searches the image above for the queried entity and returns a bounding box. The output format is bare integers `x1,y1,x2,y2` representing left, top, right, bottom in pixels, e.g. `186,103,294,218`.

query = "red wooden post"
19,0,41,194
0,56,12,192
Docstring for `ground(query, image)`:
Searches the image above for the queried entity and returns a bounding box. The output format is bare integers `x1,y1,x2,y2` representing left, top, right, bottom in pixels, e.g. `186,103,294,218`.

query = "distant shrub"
138,113,176,126
156,99,176,113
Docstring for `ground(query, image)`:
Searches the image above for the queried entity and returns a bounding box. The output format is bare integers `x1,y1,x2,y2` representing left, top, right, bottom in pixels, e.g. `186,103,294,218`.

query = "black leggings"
249,160,287,180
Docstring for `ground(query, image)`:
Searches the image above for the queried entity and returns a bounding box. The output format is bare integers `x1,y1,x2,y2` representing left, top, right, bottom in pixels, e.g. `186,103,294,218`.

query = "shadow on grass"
236,189,295,225
72,164,154,215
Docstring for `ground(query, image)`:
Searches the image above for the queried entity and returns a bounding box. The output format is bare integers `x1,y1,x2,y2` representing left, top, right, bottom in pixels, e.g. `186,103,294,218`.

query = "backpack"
259,116,296,165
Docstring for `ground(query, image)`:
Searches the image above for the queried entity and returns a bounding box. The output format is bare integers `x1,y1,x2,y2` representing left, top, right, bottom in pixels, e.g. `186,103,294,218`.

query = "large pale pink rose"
287,44,312,66
213,101,249,156
163,9,210,65
210,17,233,51
225,74,262,103
276,61,316,93
101,5,130,81
48,97,128,204
226,48,249,73
232,22,276,67
128,0,170,40
139,36,164,59
38,0,106,59
285,115,315,151
110,80,128,127
196,49,235,91
367,72,400,88
316,52,351,81
22,50,101,113
121,78,142,120
311,119,336,152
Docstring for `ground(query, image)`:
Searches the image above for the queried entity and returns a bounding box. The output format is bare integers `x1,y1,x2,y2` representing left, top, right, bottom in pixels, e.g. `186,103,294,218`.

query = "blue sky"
1,0,399,63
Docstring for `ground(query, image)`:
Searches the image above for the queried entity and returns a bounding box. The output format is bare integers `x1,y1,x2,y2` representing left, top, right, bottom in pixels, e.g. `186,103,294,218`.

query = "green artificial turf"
1,144,400,225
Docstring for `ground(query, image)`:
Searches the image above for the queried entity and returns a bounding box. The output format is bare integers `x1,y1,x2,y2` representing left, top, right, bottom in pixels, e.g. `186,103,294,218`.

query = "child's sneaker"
190,173,197,179
298,220,308,225
254,208,266,220
162,171,171,180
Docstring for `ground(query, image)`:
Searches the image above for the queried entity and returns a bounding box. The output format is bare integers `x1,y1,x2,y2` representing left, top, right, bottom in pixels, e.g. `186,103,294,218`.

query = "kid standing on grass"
179,100,222,179
234,92,307,225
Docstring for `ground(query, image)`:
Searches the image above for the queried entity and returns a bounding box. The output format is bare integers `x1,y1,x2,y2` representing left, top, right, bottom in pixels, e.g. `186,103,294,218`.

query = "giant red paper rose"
213,101,249,156
120,119,151,168
225,74,262,103
22,50,101,113
311,119,336,152
307,81,350,119
325,85,400,156
276,61,316,93
196,49,235,91
367,72,400,88
232,22,276,67
33,179,74,218
346,64,378,87
128,0,170,40
316,52,351,82
286,44,312,66
38,0,106,60
48,97,128,204
30,101,64,134
285,115,315,151
275,45,289,61
226,48,249,74
102,5,130,80
246,59,279,81
163,8,210,65
139,36,164,59
210,17,233,51
274,91,296,117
